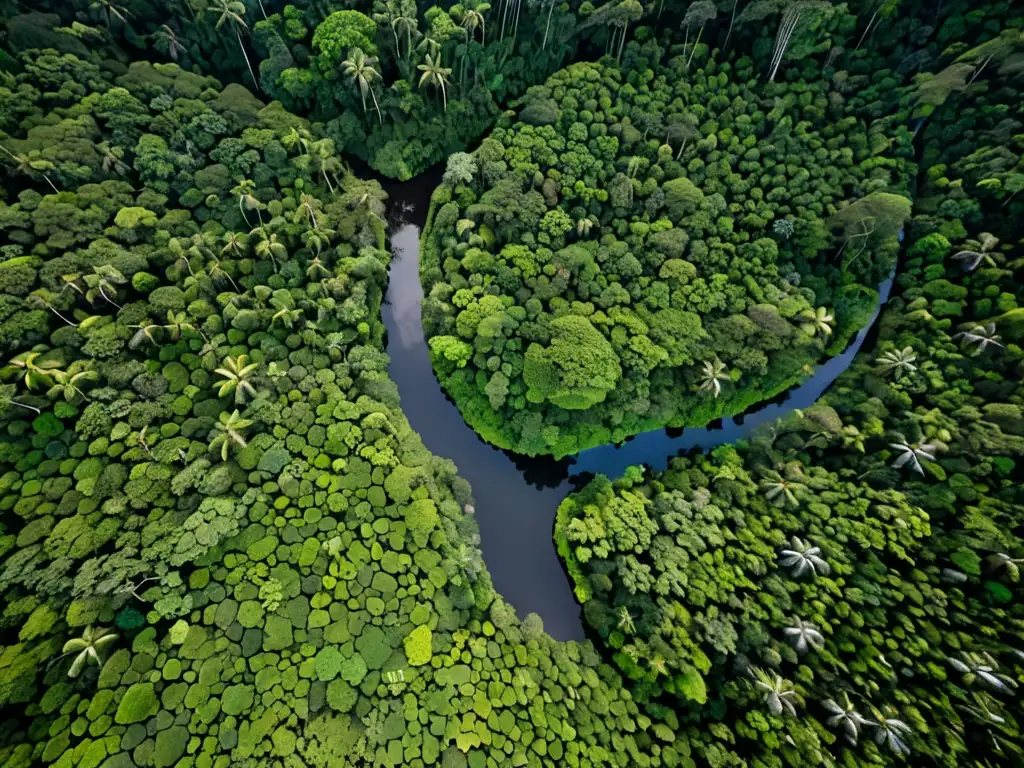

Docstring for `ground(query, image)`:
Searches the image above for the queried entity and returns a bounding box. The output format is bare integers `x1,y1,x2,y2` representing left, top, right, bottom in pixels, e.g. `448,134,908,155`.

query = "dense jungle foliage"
421,50,911,457
0,29,710,768
0,1,1023,768
556,39,1024,767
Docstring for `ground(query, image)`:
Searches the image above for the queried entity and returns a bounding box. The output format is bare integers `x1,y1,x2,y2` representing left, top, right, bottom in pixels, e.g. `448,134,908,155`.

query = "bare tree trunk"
854,7,879,52
46,305,77,326
370,86,383,125
769,9,801,82
543,0,555,50
966,54,993,85
235,27,260,92
687,25,704,70
723,0,739,52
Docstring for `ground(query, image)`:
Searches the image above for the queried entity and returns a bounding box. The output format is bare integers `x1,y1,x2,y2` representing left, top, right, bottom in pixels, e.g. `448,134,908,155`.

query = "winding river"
379,168,894,642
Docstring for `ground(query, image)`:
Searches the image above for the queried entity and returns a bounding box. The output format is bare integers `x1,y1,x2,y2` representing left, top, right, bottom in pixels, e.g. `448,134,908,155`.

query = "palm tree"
418,54,453,112
4,351,64,391
153,24,186,62
232,179,264,227
204,0,260,91
783,617,824,653
392,10,419,61
254,231,288,272
617,606,636,635
823,693,873,745
281,126,310,156
83,265,127,309
952,232,999,271
1,145,60,193
649,655,669,677
215,354,259,404
799,306,835,338
28,292,77,327
759,469,806,508
129,322,162,350
210,410,253,461
210,256,242,293
748,667,799,716
164,311,207,344
869,707,912,756
342,48,384,125
304,227,335,256
307,138,342,194
953,322,1004,354
462,2,490,45
779,536,830,577
697,358,730,399
296,193,323,230
888,433,936,475
306,255,331,280
221,231,248,257
58,626,118,678
48,367,98,403
99,142,129,176
875,346,918,380
270,294,303,329
948,652,1018,692
90,0,132,28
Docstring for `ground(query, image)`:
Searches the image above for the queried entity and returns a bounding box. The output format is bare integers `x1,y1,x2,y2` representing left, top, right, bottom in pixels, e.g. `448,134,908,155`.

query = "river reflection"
378,167,892,641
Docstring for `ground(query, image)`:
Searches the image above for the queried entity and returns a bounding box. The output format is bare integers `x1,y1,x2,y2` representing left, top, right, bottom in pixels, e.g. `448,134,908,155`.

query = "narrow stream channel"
379,170,895,642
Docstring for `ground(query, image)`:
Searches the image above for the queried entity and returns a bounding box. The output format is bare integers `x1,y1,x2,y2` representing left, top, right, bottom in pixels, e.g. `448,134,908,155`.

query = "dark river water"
378,168,894,641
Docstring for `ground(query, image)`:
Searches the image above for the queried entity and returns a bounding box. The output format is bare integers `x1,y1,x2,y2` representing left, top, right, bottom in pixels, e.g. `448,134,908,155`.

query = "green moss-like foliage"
1,10,1022,768
404,625,433,666
557,61,1024,763
422,57,909,456
221,685,254,717
114,683,157,725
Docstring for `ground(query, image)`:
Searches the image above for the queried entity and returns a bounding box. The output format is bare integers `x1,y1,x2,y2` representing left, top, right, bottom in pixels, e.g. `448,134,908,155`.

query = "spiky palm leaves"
759,467,806,507
888,433,936,475
616,606,636,635
869,707,912,756
952,232,999,271
875,346,918,380
215,354,259,404
799,306,834,338
697,358,731,399
779,536,830,577
59,626,118,678
461,2,489,45
748,667,799,716
210,410,252,461
79,265,127,309
4,351,65,390
342,48,384,125
948,652,1019,693
953,322,1004,355
417,54,453,111
783,617,825,653
47,366,98,403
129,322,162,350
232,179,264,228
823,693,873,745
